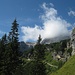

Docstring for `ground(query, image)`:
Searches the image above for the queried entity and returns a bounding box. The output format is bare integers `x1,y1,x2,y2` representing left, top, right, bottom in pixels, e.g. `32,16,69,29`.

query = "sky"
0,0,75,42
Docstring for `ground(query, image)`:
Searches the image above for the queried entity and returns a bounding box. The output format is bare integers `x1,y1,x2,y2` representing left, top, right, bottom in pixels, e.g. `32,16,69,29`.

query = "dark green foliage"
24,61,46,75
45,52,53,62
31,61,46,75
33,35,45,61
31,35,46,75
0,19,23,75
67,47,72,56
7,19,22,74
45,39,69,54
53,43,61,53
34,44,45,61
0,34,8,74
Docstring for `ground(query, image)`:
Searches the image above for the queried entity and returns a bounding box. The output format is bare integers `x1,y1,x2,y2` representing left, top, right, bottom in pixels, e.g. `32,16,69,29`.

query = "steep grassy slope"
44,51,64,74
50,55,75,75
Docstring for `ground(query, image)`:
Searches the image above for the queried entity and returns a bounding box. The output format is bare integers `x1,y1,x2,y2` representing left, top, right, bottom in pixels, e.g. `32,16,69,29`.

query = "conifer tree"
34,35,45,61
0,20,24,75
31,35,46,75
7,19,22,74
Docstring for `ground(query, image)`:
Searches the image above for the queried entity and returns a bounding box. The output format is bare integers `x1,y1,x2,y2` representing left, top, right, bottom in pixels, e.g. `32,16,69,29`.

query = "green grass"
50,55,75,75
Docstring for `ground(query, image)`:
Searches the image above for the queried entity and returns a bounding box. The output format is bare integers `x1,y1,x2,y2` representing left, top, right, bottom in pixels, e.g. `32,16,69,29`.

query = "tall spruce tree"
0,20,24,75
31,35,46,75
34,35,45,61
8,19,22,74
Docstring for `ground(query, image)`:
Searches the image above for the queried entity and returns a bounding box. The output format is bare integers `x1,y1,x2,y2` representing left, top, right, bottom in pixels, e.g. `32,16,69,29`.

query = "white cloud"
50,3,54,7
21,3,72,42
68,10,75,16
21,25,44,41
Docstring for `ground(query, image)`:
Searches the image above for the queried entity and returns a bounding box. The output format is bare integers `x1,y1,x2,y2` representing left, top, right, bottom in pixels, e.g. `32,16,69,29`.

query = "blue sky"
0,0,75,42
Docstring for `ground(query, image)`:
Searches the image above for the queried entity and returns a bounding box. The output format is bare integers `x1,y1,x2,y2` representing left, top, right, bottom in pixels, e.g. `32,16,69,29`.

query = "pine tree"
7,19,22,74
31,35,46,75
0,20,24,75
34,35,45,61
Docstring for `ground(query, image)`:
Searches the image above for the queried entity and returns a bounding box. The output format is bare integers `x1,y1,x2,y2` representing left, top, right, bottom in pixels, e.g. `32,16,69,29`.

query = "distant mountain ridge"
19,41,35,52
19,36,70,52
42,36,70,44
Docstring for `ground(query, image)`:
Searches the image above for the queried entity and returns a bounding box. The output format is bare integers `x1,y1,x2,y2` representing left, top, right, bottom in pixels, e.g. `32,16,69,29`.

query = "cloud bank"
21,3,72,42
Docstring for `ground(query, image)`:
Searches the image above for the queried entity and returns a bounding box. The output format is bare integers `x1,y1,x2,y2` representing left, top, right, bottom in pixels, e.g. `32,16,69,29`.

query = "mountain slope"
42,36,70,44
50,55,75,75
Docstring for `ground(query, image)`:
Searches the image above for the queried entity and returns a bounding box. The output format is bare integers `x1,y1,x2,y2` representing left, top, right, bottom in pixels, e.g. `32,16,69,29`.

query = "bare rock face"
71,28,75,55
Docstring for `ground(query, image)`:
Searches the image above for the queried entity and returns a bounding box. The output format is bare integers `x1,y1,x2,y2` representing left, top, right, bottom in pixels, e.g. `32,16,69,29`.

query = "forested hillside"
0,19,74,75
